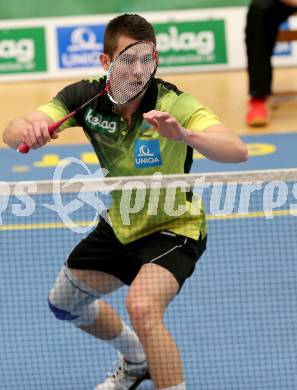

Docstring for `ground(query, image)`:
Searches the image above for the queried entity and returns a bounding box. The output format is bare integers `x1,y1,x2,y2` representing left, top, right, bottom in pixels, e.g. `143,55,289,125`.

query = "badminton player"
3,14,248,390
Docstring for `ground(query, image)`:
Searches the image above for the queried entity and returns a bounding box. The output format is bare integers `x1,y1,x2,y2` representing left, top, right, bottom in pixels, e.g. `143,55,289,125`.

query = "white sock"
106,322,146,363
161,384,186,390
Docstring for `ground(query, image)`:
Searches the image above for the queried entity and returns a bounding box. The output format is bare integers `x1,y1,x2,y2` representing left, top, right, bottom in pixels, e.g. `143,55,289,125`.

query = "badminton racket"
18,40,158,153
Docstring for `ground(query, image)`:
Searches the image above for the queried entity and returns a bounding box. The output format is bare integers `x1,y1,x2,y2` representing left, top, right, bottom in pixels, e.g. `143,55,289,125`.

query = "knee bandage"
48,266,101,327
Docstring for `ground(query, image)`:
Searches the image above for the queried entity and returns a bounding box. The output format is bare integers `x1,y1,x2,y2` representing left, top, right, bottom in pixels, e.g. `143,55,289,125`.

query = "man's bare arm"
3,111,57,149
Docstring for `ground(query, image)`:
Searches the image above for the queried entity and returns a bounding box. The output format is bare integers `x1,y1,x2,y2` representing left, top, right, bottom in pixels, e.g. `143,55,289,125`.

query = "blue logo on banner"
57,25,105,69
134,139,162,168
273,21,292,56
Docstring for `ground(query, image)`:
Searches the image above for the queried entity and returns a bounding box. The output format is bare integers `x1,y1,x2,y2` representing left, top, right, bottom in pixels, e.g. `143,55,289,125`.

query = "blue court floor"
1,132,297,389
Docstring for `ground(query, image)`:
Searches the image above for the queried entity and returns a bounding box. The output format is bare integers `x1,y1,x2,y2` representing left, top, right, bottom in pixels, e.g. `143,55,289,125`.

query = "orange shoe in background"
246,97,269,127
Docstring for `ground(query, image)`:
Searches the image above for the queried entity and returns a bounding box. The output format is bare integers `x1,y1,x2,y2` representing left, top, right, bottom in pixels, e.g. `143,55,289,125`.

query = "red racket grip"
17,111,76,154
17,142,31,154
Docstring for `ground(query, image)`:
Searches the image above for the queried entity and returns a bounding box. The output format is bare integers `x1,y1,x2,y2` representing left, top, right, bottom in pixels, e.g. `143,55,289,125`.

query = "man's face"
105,37,155,105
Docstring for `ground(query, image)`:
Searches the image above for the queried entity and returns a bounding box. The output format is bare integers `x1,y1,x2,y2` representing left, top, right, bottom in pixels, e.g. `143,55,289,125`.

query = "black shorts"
66,218,207,289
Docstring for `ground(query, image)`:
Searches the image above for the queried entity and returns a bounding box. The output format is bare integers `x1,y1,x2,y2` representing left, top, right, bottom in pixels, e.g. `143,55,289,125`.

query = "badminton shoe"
94,353,150,390
246,97,269,126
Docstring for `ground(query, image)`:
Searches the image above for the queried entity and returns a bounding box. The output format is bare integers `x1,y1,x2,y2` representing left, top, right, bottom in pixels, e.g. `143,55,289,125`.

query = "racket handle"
17,142,30,154
17,111,76,154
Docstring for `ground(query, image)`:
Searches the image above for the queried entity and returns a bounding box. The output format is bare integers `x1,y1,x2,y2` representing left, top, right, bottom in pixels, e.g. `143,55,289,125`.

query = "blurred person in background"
3,13,248,390
245,0,297,126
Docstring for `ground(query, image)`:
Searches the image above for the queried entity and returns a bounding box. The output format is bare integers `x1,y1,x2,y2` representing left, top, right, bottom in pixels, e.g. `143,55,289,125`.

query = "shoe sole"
129,371,151,390
247,117,269,127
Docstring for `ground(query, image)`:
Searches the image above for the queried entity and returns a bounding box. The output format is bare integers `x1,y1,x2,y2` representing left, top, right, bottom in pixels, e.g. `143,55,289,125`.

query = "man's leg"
48,265,146,361
126,263,183,390
48,266,149,389
69,268,124,339
245,0,293,98
65,268,146,364
245,0,296,125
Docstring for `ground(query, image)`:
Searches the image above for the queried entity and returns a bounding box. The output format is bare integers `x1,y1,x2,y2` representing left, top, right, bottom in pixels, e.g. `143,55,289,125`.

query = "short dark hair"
104,14,156,57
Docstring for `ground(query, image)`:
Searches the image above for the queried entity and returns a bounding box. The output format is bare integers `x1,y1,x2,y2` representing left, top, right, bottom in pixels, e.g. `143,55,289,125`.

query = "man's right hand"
21,120,58,150
3,111,56,150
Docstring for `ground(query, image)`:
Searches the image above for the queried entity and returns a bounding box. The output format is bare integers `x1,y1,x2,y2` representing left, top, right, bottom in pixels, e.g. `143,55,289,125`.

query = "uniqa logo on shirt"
85,108,117,134
134,139,162,168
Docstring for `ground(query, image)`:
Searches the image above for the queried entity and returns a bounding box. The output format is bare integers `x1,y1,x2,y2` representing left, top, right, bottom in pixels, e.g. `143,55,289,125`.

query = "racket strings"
18,41,158,154
107,41,158,105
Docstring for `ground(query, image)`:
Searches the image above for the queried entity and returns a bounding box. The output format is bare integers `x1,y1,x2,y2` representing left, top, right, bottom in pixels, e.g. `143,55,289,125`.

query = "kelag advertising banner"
155,20,227,67
0,8,296,81
0,27,47,74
